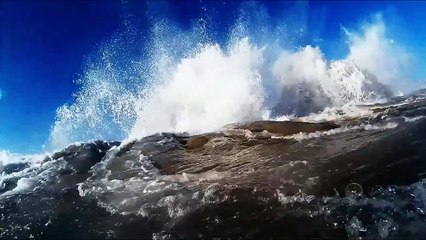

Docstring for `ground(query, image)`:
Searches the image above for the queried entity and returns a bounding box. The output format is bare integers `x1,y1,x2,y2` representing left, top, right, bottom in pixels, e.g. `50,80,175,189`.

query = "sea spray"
49,3,410,149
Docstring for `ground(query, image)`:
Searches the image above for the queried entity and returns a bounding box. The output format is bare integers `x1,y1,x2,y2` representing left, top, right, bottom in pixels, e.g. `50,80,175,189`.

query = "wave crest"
49,5,408,149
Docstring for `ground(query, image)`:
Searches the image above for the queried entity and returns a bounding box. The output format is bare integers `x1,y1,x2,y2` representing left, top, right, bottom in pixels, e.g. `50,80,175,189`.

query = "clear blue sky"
1,0,426,153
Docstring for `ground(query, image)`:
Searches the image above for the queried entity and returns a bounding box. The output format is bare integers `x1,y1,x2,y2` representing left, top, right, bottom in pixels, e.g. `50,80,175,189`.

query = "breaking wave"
49,4,411,149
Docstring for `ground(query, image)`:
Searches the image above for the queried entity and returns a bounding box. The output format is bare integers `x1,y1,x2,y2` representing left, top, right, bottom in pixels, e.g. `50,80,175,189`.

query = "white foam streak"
404,116,425,122
300,105,374,122
283,122,398,141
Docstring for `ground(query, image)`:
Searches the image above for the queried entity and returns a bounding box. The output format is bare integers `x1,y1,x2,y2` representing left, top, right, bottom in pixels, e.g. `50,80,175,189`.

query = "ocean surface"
2,90,426,239
1,2,426,239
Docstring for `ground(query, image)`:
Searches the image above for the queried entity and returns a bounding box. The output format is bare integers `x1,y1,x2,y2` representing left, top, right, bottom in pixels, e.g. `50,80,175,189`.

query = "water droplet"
345,182,363,198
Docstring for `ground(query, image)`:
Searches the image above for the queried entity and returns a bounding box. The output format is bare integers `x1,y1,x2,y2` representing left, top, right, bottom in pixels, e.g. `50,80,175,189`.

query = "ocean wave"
48,6,410,149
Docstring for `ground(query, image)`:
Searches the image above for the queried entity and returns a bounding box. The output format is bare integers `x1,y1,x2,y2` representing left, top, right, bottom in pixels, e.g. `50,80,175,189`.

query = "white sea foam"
1,177,36,196
281,122,399,141
0,150,47,172
404,116,425,122
0,150,57,198
299,104,375,123
0,150,26,172
78,155,227,217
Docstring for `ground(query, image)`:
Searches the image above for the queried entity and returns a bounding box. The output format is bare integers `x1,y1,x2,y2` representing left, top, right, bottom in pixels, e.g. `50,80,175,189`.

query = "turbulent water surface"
2,2,426,239
1,90,426,239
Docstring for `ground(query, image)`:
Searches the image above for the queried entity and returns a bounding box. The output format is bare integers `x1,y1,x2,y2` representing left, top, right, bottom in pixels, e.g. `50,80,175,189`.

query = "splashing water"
130,39,267,139
49,5,411,150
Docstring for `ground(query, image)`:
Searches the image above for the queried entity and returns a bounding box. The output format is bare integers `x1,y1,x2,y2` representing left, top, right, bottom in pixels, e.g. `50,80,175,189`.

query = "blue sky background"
1,0,426,153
